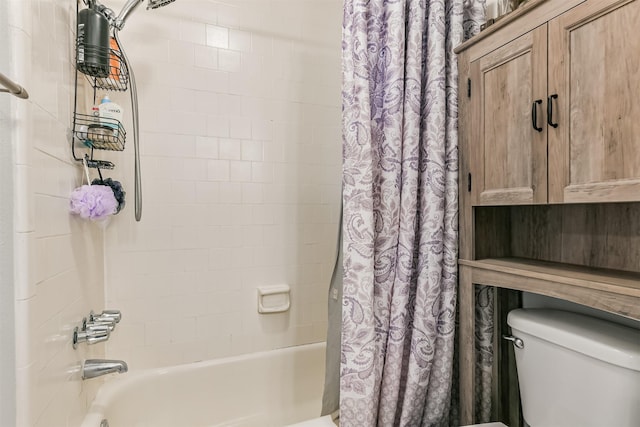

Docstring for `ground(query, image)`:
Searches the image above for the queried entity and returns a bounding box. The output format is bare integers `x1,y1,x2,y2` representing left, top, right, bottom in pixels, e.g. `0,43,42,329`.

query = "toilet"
507,308,640,427
296,309,640,427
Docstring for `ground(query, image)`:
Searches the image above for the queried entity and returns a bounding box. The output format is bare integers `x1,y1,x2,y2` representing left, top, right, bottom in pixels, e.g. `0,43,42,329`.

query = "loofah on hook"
92,178,126,214
69,184,118,220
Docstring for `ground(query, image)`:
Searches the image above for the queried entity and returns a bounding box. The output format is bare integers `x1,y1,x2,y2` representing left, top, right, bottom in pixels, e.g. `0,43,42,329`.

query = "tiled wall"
4,0,341,425
0,1,16,424
7,1,107,426
102,0,342,368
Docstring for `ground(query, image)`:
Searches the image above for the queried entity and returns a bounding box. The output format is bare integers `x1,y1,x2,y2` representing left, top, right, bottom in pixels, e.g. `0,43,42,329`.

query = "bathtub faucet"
83,359,129,379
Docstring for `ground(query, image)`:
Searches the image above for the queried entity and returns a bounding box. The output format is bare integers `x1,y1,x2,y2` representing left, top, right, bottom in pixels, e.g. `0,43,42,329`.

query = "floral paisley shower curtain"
340,1,484,425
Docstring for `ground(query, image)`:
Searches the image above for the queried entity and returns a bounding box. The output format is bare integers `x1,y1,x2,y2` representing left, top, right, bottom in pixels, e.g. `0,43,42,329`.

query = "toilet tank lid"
507,309,640,371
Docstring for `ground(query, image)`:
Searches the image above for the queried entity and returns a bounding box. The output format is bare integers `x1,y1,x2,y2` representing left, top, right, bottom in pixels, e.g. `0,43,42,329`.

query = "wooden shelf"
459,257,640,320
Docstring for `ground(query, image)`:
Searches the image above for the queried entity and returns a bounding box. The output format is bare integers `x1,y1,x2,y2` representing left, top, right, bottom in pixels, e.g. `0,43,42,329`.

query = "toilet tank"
507,309,640,427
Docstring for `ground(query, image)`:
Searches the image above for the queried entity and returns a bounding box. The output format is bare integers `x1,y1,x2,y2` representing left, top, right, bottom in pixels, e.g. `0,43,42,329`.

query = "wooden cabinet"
548,0,640,203
470,26,547,205
455,0,640,425
467,0,640,206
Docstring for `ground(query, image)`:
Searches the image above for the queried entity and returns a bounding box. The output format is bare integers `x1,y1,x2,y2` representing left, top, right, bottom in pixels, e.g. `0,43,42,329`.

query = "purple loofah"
69,184,118,220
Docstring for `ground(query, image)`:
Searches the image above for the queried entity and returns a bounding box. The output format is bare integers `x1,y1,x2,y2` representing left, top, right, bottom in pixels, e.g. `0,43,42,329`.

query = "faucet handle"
73,326,110,349
90,309,122,324
85,321,114,332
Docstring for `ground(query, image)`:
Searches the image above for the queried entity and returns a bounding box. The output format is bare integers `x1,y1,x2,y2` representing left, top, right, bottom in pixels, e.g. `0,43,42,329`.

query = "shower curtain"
340,1,484,425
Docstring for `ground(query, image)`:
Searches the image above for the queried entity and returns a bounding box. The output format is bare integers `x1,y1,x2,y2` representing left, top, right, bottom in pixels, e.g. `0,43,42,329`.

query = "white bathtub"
81,343,328,427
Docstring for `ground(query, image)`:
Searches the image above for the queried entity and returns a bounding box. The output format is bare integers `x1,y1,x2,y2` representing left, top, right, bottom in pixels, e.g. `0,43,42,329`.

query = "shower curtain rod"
0,71,29,99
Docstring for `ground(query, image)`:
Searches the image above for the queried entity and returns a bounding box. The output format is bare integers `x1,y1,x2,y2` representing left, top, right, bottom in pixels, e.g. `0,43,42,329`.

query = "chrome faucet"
82,359,129,379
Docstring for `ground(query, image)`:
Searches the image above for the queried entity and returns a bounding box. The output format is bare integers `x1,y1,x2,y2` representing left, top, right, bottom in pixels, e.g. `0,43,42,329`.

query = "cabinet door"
470,26,548,206
548,0,640,203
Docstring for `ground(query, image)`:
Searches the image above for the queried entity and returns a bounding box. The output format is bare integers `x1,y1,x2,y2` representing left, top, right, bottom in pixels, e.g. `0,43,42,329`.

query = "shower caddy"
71,0,142,221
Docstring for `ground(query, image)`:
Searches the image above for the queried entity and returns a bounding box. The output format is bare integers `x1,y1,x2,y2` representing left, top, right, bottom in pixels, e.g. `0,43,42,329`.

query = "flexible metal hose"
113,30,142,221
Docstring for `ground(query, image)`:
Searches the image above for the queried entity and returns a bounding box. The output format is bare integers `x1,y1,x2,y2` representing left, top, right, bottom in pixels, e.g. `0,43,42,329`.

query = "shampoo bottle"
98,95,123,137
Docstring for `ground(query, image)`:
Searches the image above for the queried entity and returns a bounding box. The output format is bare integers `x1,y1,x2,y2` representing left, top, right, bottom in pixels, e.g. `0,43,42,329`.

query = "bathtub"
81,343,328,427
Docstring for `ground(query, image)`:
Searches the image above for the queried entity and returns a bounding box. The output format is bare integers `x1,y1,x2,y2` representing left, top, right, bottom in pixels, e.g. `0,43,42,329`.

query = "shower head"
147,0,176,9
113,0,175,30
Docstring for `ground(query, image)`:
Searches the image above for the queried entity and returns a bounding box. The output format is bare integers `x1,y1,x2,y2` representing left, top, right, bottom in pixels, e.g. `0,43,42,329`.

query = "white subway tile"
206,115,230,138
14,298,36,369
195,45,219,70
251,119,273,141
218,138,242,160
218,49,242,73
169,87,197,113
251,162,274,183
229,116,251,139
196,136,219,159
194,92,219,116
229,29,252,52
241,225,264,247
263,140,285,162
229,161,251,182
198,69,230,93
218,94,242,116
208,248,233,271
216,225,242,248
206,335,234,359
240,52,262,75
14,165,34,233
170,317,198,344
13,95,33,166
170,181,197,204
251,34,273,55
145,320,173,346
205,25,229,49
196,181,220,204
34,235,74,285
195,269,242,293
207,159,230,181
180,20,206,45
170,205,210,227
241,140,263,161
251,205,276,225
172,226,207,250
13,231,35,300
217,3,242,28
218,182,242,204
241,183,263,204
196,313,243,339
229,205,253,226
15,363,36,426
168,39,195,66
181,159,208,181
207,205,233,226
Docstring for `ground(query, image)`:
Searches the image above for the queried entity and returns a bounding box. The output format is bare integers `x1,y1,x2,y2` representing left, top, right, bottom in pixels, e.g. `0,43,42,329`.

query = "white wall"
7,1,107,426
102,0,342,369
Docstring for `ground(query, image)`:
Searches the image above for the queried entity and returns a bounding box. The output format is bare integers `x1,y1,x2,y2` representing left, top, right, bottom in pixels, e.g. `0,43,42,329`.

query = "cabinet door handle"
532,99,543,132
547,94,558,128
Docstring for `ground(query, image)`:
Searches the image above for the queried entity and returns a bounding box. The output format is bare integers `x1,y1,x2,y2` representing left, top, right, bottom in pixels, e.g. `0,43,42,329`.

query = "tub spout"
83,359,129,379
